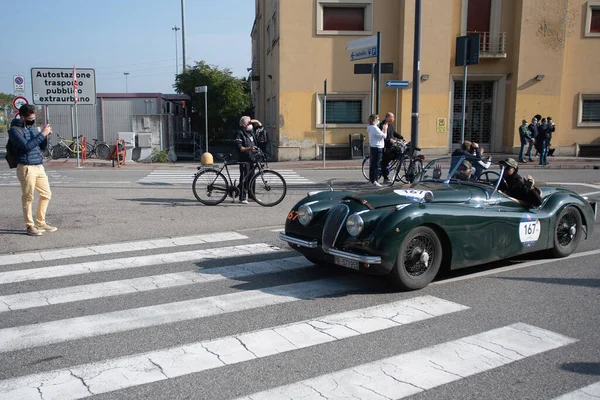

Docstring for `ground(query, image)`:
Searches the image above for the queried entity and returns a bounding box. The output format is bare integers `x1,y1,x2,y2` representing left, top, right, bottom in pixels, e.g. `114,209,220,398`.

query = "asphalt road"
0,163,599,399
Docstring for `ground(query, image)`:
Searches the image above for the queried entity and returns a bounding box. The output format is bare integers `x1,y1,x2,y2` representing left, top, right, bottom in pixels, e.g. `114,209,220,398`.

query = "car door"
490,191,549,258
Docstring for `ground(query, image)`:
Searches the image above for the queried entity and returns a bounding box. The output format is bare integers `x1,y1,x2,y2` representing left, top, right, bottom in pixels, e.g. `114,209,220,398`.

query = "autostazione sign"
31,67,97,105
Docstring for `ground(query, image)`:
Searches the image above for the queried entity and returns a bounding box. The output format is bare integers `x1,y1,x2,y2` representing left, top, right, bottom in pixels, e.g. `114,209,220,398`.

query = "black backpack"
5,126,25,169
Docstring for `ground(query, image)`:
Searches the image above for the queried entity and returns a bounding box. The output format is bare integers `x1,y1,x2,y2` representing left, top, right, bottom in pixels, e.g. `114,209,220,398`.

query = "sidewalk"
46,152,600,170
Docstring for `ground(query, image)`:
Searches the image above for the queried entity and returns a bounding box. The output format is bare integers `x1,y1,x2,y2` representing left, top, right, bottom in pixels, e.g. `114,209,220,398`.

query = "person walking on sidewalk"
9,104,58,236
518,119,534,163
378,112,404,185
367,114,387,187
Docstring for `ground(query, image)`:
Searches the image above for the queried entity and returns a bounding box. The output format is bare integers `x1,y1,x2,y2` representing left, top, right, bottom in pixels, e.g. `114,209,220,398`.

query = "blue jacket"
8,120,48,166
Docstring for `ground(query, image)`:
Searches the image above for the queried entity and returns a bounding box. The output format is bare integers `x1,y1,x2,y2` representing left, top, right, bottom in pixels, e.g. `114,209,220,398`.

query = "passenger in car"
498,158,542,207
453,160,473,181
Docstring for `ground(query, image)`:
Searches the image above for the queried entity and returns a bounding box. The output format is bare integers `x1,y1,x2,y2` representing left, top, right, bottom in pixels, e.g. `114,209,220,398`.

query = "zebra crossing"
0,170,75,187
0,232,596,399
136,169,314,185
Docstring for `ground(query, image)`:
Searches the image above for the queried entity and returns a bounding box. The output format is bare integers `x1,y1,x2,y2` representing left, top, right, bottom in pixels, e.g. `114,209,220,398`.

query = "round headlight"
297,205,313,226
346,213,364,237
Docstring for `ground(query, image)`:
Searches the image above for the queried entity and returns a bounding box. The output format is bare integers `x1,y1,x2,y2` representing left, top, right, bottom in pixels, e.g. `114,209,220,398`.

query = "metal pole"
375,31,382,115
172,26,180,75
323,79,327,168
204,90,208,153
410,0,422,152
181,0,187,72
74,102,81,168
370,63,376,114
124,72,129,93
395,88,399,128
460,39,468,145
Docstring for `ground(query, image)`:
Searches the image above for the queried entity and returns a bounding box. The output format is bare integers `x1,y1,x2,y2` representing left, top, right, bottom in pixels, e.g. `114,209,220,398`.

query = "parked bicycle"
51,134,86,160
192,148,287,207
86,138,111,159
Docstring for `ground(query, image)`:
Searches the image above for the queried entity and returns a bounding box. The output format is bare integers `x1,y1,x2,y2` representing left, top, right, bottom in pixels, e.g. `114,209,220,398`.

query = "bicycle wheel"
84,143,94,157
51,144,64,159
192,168,229,205
95,143,111,160
41,145,52,159
397,158,411,184
361,156,370,181
250,170,287,207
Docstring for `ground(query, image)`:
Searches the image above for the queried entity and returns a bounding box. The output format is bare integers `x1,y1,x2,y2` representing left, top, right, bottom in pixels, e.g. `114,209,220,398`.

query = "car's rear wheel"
549,206,582,258
391,226,442,290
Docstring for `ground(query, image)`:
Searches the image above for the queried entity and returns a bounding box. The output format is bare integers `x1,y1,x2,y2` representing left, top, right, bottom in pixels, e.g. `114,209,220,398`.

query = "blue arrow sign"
350,47,378,61
386,80,409,88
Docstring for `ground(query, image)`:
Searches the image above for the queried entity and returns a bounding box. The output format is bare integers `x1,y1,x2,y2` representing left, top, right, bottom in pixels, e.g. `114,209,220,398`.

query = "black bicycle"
389,144,425,184
86,138,111,160
192,149,287,207
361,140,407,182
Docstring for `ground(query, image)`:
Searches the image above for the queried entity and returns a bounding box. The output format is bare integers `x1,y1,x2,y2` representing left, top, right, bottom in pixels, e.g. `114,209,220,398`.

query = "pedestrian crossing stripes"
0,170,75,187
0,230,587,399
137,169,314,185
552,381,600,399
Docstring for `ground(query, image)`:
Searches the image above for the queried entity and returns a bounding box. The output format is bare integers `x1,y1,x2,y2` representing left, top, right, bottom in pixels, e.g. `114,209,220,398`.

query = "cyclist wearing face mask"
234,116,259,204
8,104,57,236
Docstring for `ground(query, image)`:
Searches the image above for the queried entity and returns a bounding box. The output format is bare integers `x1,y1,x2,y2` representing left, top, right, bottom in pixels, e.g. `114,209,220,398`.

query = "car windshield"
417,155,507,189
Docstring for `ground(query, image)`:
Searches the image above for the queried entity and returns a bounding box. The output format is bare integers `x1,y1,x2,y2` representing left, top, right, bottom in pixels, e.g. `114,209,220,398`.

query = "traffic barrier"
82,136,87,164
109,139,126,168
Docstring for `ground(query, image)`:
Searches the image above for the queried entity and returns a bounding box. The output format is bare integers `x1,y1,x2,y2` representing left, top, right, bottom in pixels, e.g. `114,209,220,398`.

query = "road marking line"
0,277,366,353
0,257,311,313
0,243,279,285
433,249,600,285
0,296,468,399
0,231,248,267
547,182,600,190
235,323,577,400
552,380,600,399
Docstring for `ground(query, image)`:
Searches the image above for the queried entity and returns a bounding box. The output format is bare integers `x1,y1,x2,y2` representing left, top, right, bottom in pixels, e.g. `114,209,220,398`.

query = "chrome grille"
322,204,349,250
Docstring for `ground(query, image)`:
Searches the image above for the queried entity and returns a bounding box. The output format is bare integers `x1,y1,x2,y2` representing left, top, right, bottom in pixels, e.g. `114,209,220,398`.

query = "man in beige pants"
8,104,57,236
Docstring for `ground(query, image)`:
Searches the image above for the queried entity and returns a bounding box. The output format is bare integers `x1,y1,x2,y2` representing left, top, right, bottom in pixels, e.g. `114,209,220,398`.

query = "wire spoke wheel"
250,170,287,207
96,144,111,160
361,156,370,181
550,206,582,257
392,226,442,290
192,169,228,205
51,144,64,159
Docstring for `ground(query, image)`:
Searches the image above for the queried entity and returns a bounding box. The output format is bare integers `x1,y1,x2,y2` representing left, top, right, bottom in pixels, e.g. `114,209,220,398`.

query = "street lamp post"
195,86,208,152
172,26,180,76
123,72,129,93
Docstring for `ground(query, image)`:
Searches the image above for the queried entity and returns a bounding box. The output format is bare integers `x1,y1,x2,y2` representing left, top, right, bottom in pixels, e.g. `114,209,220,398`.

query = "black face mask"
25,119,35,126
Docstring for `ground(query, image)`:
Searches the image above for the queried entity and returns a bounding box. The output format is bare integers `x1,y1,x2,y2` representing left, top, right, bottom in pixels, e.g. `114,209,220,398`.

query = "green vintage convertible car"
280,156,597,290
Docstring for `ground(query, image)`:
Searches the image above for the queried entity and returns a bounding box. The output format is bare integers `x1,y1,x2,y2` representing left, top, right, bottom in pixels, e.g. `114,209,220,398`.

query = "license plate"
334,256,359,270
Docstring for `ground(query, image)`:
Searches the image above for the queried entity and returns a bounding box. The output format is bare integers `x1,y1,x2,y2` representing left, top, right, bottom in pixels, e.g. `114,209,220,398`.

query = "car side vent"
322,204,349,250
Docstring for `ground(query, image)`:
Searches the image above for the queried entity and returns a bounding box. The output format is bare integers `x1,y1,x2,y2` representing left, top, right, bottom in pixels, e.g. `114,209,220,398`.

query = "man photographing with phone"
8,104,57,236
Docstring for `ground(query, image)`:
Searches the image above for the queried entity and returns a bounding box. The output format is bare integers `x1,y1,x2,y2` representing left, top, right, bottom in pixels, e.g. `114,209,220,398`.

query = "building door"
452,80,494,150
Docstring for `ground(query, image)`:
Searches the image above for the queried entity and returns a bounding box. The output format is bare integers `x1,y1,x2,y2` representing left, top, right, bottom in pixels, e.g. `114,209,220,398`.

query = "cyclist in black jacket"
234,116,259,204
378,112,404,185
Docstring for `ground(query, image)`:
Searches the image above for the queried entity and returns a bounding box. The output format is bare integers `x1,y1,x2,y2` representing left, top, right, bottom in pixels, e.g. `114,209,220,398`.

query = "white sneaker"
373,182,382,187
240,200,249,204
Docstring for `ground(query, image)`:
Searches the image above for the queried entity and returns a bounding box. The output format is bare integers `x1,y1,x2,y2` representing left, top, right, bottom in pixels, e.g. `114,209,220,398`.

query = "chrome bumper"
279,233,382,264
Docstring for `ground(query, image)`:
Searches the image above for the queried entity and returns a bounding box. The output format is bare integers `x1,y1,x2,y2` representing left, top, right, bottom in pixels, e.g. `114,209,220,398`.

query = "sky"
0,0,253,98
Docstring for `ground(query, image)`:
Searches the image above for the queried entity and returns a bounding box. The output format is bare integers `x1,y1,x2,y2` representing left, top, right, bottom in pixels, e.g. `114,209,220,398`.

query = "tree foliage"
174,61,252,143
0,92,15,132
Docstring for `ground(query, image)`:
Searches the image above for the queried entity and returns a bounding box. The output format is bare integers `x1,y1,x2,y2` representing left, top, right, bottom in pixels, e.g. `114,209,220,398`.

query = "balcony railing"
467,31,507,58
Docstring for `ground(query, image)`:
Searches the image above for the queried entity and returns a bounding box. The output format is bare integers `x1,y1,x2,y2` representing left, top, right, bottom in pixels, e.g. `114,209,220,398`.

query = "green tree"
0,92,15,132
174,61,252,143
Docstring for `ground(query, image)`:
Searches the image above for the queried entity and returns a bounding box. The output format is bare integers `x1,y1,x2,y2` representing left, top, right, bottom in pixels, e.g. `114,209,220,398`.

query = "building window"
466,0,491,32
325,100,362,123
317,0,373,36
585,2,600,36
316,92,370,128
578,93,600,127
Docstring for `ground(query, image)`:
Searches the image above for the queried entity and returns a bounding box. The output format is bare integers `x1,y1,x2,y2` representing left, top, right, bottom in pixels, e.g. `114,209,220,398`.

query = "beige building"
251,0,600,161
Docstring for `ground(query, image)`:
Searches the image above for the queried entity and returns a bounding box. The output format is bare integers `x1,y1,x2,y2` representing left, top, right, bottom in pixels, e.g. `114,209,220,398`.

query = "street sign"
195,86,207,93
354,63,394,74
385,80,409,88
31,67,96,105
12,96,28,111
350,47,377,61
346,35,377,51
13,75,25,95
455,34,480,66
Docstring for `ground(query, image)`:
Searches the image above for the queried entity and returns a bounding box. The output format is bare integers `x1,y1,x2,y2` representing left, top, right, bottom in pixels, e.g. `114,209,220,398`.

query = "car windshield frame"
417,155,508,199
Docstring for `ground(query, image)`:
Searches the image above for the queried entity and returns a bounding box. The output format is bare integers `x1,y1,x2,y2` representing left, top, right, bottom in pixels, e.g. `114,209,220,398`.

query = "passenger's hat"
460,160,472,169
499,157,518,169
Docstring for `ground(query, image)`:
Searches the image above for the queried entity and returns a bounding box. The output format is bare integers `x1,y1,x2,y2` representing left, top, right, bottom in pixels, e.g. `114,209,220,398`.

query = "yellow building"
251,0,600,161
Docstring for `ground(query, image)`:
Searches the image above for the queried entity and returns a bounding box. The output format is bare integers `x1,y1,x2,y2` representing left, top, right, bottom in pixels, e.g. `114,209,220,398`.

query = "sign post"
195,86,209,153
12,96,28,111
13,76,25,96
323,79,327,168
31,68,96,105
73,65,81,168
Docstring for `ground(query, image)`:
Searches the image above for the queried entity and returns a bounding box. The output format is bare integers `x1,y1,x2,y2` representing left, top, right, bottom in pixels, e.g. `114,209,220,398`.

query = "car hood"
346,182,474,209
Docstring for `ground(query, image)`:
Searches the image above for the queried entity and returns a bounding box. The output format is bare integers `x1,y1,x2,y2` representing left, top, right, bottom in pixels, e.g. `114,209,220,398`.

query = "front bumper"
279,233,382,264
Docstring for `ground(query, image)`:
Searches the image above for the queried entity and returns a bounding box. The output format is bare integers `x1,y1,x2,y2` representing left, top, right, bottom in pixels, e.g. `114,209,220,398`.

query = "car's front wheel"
391,226,442,290
549,206,582,257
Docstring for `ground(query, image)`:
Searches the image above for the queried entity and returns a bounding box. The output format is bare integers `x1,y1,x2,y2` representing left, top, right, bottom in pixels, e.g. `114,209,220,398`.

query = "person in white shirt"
367,114,387,186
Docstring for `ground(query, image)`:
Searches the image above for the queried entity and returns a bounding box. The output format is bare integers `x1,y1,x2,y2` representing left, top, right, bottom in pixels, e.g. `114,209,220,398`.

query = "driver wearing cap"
498,158,542,206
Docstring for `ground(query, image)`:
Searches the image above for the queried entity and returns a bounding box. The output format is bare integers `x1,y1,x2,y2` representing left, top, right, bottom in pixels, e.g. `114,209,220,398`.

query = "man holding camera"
9,104,57,236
